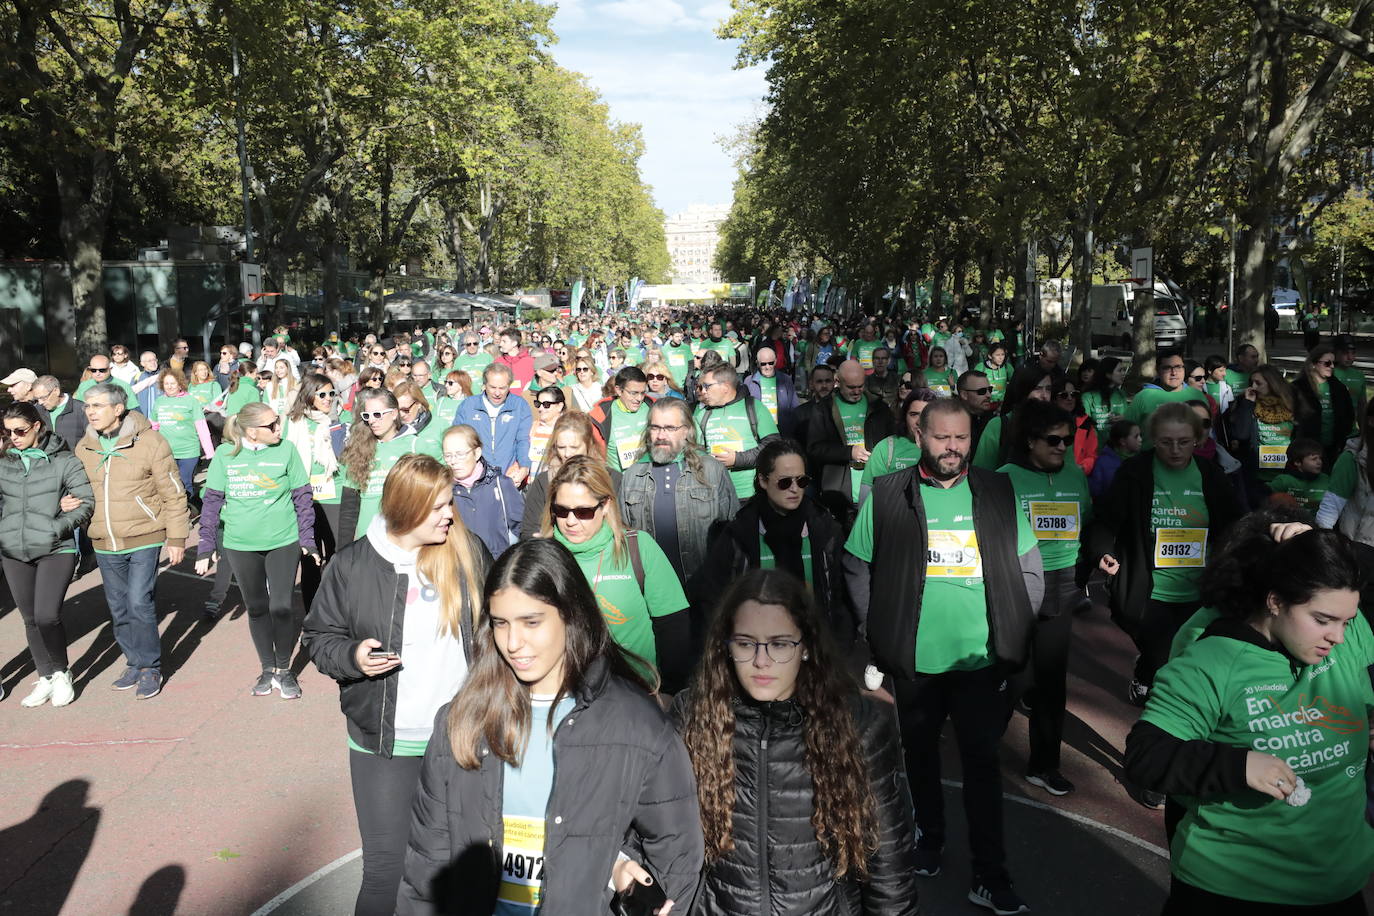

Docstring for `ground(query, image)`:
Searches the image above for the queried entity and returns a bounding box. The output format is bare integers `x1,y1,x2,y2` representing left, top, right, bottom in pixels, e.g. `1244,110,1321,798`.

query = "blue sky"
548,0,768,218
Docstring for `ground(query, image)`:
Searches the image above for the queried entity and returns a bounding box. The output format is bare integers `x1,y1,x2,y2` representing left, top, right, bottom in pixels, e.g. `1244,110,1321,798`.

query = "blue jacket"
744,371,801,438
1088,445,1127,502
452,394,532,471
452,459,523,560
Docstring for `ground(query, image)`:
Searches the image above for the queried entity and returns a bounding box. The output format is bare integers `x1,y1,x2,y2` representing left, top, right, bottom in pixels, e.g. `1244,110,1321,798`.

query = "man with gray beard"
618,397,737,587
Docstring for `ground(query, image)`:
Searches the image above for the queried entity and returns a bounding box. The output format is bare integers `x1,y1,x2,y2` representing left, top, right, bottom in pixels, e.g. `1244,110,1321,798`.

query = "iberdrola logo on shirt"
246,472,281,490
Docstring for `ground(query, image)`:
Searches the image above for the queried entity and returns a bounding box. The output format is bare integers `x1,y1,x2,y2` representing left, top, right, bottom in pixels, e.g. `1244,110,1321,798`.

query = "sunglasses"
87,366,110,373
961,386,993,396
646,373,668,382
360,408,396,421
1055,391,1076,400
2,424,36,440
773,474,810,490
256,418,282,431
536,400,560,408
551,500,605,520
257,373,273,380
1316,360,1335,367
576,366,592,373
444,379,462,386
315,390,338,399
756,361,776,367
1188,374,1205,382
371,350,385,356
1036,434,1072,448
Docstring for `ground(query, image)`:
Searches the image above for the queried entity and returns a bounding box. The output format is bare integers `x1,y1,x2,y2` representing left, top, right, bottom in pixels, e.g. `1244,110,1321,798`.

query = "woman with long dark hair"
397,538,703,915
0,402,94,707
670,569,918,915
1293,344,1355,466
1080,355,1128,444
1125,527,1374,913
303,454,491,915
1227,364,1299,507
972,365,1052,469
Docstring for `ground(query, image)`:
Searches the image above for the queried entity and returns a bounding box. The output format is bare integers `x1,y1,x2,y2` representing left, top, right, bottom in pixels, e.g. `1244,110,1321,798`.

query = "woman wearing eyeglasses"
338,388,424,544
542,455,691,691
520,412,617,539
443,424,523,560
285,373,348,611
195,401,316,698
694,439,858,668
0,402,95,707
1085,402,1242,726
1293,344,1354,467
528,386,566,477
569,359,604,413
666,569,918,916
997,401,1092,798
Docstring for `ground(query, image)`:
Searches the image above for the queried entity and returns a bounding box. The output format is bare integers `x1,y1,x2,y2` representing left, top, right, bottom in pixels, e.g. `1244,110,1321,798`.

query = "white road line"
942,778,1169,859
0,737,186,750
250,848,362,915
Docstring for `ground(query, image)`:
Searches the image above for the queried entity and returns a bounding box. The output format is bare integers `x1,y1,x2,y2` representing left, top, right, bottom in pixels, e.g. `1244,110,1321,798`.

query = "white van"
1089,283,1189,352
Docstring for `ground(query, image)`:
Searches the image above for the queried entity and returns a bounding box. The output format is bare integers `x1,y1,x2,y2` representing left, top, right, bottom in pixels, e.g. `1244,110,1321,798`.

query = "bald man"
744,346,801,437
806,359,895,505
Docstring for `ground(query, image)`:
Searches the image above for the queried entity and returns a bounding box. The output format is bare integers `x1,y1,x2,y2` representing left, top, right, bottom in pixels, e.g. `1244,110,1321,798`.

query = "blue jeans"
174,457,198,496
96,547,162,670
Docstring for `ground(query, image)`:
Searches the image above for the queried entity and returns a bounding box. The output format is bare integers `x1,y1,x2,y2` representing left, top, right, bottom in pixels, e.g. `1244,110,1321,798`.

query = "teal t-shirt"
1267,471,1329,513
343,432,423,537
983,362,1012,403
1143,614,1374,904
661,342,693,385
1127,386,1208,449
204,441,308,551
835,396,868,500
454,350,494,378
845,476,1037,674
553,525,687,668
1149,458,1209,602
848,338,880,371
998,461,1092,571
154,394,203,459
1080,389,1128,441
189,380,223,409
972,415,1005,470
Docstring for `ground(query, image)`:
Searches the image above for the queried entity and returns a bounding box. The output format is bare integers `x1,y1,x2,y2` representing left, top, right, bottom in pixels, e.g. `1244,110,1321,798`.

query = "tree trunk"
1069,206,1095,360
1235,216,1275,361
320,228,341,336
931,260,945,319
951,258,966,312
55,154,113,363
978,247,996,328
1130,290,1158,384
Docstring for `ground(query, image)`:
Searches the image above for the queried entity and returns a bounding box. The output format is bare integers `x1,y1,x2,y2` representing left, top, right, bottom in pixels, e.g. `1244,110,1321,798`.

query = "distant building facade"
665,203,730,285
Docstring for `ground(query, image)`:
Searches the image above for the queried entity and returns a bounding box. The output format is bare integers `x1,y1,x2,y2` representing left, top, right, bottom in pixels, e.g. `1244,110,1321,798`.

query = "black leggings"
2,553,77,677
1162,876,1366,915
1022,567,1083,772
298,501,340,615
222,545,300,670
1134,598,1201,687
349,749,424,916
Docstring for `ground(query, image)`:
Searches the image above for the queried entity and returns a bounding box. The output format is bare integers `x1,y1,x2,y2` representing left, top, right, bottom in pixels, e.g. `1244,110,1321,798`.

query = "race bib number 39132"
1154,527,1206,568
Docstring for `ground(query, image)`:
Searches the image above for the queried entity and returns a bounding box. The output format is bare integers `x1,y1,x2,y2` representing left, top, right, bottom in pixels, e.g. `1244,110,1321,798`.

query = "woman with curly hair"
668,569,918,916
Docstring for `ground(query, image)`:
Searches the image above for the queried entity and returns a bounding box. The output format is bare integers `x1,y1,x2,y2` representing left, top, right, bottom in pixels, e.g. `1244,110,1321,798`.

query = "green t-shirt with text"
861,435,922,488
608,401,650,472
204,441,308,551
76,376,137,409
1149,458,1209,602
154,395,203,459
695,397,779,498
998,461,1092,571
1267,471,1329,513
661,342,692,385
836,395,867,500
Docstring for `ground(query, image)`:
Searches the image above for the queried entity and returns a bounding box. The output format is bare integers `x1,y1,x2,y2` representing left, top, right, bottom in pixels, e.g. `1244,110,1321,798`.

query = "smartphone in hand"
613,878,668,916
367,649,398,659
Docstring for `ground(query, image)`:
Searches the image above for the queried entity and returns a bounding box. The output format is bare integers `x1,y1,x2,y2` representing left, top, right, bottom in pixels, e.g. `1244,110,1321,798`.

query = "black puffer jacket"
0,431,94,562
397,656,704,915
670,691,918,916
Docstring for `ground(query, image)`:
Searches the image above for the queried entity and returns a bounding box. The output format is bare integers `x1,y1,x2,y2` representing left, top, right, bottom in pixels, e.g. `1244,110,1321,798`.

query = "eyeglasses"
443,449,476,461
536,400,561,408
465,342,479,347
87,366,110,373
2,424,36,440
1160,363,1185,372
1036,434,1072,448
256,418,282,431
371,350,385,356
1055,391,1076,400
726,637,803,664
649,424,686,434
315,390,338,399
112,350,127,356
550,500,605,520
360,408,396,421
961,386,993,396
772,474,810,490
646,373,668,382
696,380,722,391
398,401,420,414
576,366,593,373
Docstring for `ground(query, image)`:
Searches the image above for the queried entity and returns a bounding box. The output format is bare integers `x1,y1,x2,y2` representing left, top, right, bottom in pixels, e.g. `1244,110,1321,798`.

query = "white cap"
1,368,37,386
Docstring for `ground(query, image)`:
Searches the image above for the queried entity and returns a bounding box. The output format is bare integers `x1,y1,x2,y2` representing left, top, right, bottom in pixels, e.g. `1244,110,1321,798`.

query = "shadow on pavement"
129,864,186,916
0,779,100,916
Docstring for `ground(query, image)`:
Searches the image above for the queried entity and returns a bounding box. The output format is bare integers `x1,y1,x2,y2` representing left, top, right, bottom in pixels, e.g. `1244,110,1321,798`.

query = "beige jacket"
75,411,190,551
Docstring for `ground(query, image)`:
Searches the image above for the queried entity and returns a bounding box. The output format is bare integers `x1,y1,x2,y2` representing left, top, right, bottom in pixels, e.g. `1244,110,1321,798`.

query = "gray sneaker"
111,667,140,690
274,670,302,700
135,669,162,700
251,670,275,696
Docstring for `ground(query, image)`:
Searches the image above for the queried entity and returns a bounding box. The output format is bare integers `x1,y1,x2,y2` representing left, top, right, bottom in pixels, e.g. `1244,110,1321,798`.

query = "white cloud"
591,0,693,31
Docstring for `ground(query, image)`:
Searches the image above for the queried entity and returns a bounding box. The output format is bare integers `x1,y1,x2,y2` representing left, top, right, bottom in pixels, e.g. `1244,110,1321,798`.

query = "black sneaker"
111,667,140,690
251,670,275,696
135,669,163,700
1026,770,1074,796
1127,678,1150,707
969,876,1030,914
274,670,302,700
913,845,942,877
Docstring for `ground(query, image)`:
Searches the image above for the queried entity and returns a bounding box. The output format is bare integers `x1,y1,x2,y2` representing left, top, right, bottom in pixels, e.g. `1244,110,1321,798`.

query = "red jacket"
498,349,534,393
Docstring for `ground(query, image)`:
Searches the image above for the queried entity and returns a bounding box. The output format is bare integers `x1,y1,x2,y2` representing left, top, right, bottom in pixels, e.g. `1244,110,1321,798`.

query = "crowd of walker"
2,306,1374,915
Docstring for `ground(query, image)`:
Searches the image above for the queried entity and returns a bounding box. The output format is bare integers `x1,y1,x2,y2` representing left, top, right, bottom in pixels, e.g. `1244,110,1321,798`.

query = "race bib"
1259,445,1288,468
667,351,687,367
1154,528,1206,568
707,424,744,456
929,383,952,397
615,434,644,469
498,815,546,909
310,472,337,501
1029,501,1079,540
926,529,982,577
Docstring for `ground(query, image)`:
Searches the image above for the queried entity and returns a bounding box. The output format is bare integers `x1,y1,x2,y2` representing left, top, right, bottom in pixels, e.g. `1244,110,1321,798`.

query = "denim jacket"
618,451,737,581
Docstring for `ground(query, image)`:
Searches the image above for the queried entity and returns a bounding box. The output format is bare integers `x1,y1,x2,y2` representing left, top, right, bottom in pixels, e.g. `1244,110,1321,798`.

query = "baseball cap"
532,353,560,372
1333,333,1357,350
1,368,36,386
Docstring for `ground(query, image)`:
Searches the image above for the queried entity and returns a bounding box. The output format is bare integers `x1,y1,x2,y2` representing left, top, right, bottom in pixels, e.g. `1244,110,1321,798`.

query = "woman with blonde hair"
195,400,316,699
267,358,299,415
434,369,472,421
338,387,426,543
304,453,492,916
151,366,215,495
519,411,613,538
186,360,223,410
543,456,691,690
285,373,347,612
569,355,604,412
642,359,685,400
383,366,408,392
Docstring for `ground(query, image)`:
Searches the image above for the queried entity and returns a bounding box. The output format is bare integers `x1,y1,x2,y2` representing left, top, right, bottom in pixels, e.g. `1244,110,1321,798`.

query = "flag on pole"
782,277,796,312
570,279,584,317
603,285,616,313
627,277,643,310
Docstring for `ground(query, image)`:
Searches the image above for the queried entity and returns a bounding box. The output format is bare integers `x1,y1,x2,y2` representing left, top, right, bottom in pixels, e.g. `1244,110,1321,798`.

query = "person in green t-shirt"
338,387,425,542
1079,356,1129,444
75,354,138,408
694,363,780,499
283,372,348,613
973,365,1053,470
660,326,694,386
859,391,926,500
980,342,1012,405
1332,334,1366,435
220,363,264,418
1265,437,1329,514
997,401,1092,797
1125,527,1374,910
1221,343,1259,396
845,398,1042,910
194,401,316,698
151,369,215,496
1126,351,1209,450
454,333,494,378
1295,344,1355,465
543,455,690,691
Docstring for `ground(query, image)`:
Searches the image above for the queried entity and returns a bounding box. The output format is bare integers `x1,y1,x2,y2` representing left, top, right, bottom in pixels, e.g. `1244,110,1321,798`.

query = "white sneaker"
20,675,54,707
49,670,75,707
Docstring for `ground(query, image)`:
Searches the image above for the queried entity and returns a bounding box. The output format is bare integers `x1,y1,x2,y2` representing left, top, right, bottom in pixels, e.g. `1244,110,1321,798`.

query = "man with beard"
844,397,1043,916
618,397,737,587
958,368,996,454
